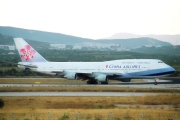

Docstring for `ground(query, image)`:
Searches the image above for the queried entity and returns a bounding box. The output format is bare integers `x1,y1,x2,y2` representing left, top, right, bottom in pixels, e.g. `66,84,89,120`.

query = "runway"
0,78,179,96
0,82,180,89
0,92,176,97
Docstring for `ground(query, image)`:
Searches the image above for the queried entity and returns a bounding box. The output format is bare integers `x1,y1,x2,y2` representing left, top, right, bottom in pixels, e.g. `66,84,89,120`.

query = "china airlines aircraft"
14,38,175,85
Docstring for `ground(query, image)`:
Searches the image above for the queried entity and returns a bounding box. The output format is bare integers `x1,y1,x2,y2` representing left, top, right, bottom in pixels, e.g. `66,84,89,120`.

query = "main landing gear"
154,78,159,85
86,79,108,84
101,81,108,84
87,79,98,84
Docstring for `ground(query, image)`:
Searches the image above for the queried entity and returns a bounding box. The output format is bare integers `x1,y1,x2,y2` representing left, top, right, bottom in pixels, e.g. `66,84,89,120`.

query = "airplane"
14,38,175,85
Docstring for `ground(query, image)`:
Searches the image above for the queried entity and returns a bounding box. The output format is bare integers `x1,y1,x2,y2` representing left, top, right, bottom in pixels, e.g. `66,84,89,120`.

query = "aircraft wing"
76,71,122,76
75,72,122,79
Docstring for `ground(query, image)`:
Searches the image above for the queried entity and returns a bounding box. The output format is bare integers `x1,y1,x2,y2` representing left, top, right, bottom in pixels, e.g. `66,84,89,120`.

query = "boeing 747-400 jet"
14,38,175,85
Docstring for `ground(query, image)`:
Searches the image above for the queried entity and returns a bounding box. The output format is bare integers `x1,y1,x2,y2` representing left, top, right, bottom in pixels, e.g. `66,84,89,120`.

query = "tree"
0,99,4,108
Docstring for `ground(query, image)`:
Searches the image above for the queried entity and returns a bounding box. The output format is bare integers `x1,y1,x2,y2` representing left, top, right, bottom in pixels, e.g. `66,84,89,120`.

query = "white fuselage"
14,38,175,84
18,59,175,80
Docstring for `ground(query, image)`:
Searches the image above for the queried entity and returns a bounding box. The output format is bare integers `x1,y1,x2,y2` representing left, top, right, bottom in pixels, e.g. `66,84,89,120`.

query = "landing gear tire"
87,80,98,84
154,82,158,85
154,78,159,85
101,82,108,84
100,76,109,84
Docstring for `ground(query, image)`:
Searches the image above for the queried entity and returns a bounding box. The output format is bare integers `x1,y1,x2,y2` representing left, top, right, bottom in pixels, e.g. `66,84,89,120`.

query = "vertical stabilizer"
14,38,47,62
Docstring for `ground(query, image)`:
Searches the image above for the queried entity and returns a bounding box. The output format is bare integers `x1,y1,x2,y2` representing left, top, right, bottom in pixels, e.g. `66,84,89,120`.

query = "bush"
59,113,70,120
0,99,4,108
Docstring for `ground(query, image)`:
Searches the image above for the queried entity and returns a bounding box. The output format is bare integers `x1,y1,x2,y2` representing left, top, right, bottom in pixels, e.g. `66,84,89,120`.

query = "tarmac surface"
0,78,179,96
0,81,180,89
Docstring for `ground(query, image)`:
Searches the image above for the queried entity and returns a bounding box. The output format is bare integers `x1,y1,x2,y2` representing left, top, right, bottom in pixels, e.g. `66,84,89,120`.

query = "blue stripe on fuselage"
126,67,175,77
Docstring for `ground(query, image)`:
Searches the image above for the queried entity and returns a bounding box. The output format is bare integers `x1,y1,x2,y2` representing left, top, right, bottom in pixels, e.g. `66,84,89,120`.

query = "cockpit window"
158,61,163,63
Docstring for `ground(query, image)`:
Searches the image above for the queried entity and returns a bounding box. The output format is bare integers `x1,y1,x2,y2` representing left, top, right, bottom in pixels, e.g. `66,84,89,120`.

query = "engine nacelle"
64,72,77,80
95,74,107,82
121,79,131,82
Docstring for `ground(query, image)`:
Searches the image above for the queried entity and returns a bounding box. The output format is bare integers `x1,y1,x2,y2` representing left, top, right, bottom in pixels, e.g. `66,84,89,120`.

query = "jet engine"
95,74,108,82
64,72,78,80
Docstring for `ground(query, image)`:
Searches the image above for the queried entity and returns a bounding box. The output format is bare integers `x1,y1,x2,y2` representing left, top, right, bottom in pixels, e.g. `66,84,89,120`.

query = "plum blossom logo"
20,45,36,61
106,65,108,68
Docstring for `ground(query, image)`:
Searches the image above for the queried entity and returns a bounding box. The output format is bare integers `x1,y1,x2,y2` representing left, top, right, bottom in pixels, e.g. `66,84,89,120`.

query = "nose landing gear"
154,78,159,85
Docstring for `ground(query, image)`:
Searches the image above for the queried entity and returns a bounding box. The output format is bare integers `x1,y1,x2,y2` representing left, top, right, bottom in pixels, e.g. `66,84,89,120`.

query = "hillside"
94,37,170,48
0,34,49,50
0,26,92,44
0,26,171,48
106,32,180,45
0,34,14,45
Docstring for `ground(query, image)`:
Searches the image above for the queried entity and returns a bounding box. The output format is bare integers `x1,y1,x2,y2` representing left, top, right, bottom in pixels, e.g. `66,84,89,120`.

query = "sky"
0,0,180,39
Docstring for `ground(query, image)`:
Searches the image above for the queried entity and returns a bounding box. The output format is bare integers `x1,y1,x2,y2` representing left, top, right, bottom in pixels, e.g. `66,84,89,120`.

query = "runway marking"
35,82,41,84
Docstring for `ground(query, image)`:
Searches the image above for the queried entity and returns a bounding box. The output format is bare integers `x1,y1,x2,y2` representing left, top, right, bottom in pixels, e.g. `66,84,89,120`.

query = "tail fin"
14,38,47,62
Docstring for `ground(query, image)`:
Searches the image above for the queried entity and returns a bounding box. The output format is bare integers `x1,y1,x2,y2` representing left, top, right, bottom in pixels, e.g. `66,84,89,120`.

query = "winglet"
14,38,47,62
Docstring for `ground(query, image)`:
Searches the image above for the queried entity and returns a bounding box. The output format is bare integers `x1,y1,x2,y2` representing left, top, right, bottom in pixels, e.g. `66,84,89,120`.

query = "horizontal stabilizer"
18,64,38,68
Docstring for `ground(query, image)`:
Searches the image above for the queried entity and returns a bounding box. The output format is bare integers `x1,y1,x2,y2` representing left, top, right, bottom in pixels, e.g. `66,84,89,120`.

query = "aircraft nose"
168,66,175,73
